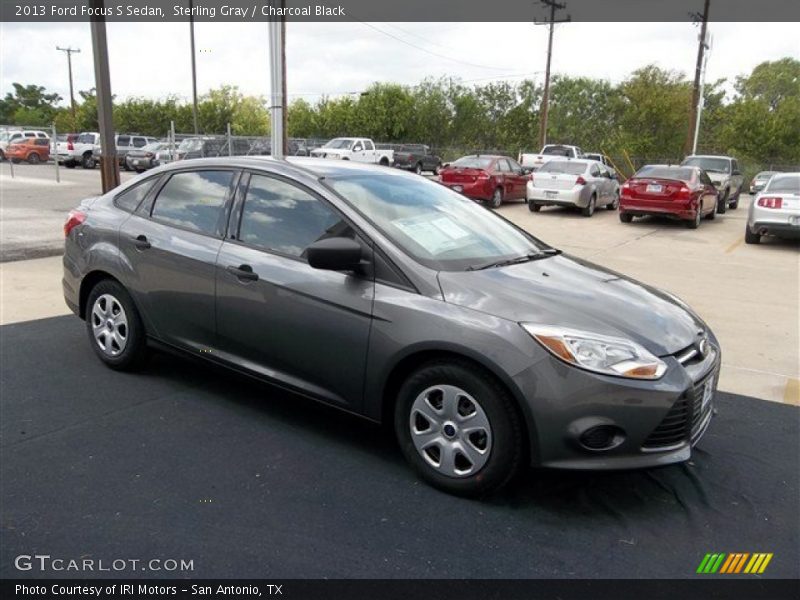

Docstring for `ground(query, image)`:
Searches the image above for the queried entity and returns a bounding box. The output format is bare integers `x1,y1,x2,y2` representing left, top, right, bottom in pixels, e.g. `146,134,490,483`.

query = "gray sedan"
526,159,620,216
63,158,719,496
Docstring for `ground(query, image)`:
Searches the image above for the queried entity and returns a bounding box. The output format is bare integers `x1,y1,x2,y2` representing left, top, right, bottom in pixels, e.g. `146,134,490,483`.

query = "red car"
439,154,529,208
6,138,50,164
619,165,719,229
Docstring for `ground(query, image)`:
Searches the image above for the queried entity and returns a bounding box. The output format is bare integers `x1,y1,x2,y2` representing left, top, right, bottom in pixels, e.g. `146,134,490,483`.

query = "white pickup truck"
54,131,101,169
519,144,584,171
310,137,393,166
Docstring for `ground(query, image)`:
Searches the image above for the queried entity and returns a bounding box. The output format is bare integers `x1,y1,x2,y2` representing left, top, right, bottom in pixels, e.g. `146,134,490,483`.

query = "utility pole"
89,0,119,192
268,1,287,159
535,0,570,149
692,30,712,155
685,0,710,156
189,0,199,134
56,46,80,125
281,14,288,156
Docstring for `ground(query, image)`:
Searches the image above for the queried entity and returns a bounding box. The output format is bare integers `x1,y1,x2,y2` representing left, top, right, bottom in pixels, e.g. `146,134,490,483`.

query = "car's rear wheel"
489,187,503,209
82,153,96,169
582,194,596,217
65,160,76,169
730,190,739,210
528,201,541,212
414,162,423,175
744,225,761,244
619,212,633,223
706,203,716,220
10,158,21,164
433,163,441,176
85,280,147,370
394,360,524,497
27,153,41,164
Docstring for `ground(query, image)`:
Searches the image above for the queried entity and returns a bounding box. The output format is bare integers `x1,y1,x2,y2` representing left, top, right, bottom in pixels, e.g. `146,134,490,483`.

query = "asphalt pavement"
1,315,798,579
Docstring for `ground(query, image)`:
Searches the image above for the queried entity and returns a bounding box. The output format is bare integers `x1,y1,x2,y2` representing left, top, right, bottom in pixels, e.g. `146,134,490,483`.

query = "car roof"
684,155,732,160
155,156,421,181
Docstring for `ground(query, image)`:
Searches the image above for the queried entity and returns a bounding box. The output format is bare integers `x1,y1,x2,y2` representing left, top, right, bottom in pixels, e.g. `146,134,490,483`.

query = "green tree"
0,83,61,125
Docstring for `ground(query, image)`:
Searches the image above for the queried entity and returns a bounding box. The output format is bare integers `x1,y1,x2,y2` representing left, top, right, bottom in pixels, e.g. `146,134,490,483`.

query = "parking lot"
1,162,797,405
0,158,798,582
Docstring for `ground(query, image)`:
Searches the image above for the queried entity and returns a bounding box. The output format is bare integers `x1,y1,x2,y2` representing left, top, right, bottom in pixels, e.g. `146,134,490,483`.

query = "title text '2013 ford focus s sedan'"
63,158,720,496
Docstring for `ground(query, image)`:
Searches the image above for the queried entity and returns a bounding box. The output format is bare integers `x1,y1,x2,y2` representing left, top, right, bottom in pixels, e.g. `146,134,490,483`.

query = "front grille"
642,369,716,450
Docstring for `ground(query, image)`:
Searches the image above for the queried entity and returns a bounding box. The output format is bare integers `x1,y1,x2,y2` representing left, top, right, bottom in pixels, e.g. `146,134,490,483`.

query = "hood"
312,148,347,158
437,254,706,356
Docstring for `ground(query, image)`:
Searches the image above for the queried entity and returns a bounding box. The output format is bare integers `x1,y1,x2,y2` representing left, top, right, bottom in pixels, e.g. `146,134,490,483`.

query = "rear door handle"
132,235,151,250
227,264,259,282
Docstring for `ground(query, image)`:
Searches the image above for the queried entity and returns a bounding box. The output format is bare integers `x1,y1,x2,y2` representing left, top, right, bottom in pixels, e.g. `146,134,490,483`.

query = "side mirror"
306,237,364,271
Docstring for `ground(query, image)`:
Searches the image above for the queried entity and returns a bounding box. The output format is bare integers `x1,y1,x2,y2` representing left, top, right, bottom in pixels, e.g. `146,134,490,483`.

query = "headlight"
521,324,667,380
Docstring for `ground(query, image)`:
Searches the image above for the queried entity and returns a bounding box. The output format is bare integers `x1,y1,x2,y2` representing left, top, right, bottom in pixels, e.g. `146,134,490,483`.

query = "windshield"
539,161,586,175
682,157,730,173
142,142,163,151
765,174,799,194
0,132,9,142
542,145,572,156
324,138,354,149
327,172,548,271
636,166,695,182
178,138,203,152
451,156,493,169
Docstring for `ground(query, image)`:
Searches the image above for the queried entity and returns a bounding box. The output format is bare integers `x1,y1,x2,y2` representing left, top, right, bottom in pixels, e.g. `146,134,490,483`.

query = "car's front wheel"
85,279,148,370
394,360,524,497
717,189,728,214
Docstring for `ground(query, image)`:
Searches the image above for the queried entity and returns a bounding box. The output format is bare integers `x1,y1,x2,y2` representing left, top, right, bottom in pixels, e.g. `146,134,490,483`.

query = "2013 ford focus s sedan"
63,157,720,496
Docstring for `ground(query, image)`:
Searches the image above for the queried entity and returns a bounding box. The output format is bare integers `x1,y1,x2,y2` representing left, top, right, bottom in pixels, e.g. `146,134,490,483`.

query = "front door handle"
227,264,259,282
132,235,151,250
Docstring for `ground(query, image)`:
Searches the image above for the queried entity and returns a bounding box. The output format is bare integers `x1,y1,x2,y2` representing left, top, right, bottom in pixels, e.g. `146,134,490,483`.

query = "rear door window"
114,178,158,213
133,137,147,148
150,170,235,236
117,135,131,148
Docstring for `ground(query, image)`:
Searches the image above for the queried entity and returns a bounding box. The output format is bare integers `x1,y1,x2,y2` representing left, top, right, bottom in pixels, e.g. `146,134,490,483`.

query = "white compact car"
745,172,800,244
526,159,619,217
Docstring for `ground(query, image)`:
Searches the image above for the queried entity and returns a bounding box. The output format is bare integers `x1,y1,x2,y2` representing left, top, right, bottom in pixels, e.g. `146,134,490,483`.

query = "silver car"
745,172,800,244
526,159,620,217
749,171,780,195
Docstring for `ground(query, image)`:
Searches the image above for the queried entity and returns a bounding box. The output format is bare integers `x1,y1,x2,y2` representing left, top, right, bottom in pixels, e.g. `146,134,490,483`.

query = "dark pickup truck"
392,144,442,175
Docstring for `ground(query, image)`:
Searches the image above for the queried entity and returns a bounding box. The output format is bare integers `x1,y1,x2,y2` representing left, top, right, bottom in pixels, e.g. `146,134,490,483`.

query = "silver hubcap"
91,294,128,356
409,385,492,478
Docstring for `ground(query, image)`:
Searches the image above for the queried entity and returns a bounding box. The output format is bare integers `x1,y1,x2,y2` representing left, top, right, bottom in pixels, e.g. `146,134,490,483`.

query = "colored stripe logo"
697,553,773,574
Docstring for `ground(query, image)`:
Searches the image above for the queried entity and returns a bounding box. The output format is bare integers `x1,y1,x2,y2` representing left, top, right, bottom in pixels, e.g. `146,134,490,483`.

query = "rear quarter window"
150,170,235,236
114,178,158,213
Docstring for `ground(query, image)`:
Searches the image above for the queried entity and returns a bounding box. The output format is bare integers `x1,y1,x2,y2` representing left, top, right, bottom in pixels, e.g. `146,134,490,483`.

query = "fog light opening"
579,425,626,451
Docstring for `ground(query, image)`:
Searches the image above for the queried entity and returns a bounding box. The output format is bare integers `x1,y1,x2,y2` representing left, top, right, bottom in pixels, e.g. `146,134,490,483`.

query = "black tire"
123,161,132,172
716,189,728,214
10,158,21,164
394,360,525,497
686,208,701,229
433,163,441,176
619,212,633,223
489,187,503,209
85,279,148,371
606,191,620,210
706,204,716,220
414,162,423,175
135,168,145,174
82,152,96,169
528,201,541,212
582,194,596,217
27,153,41,164
730,190,739,210
65,160,76,169
744,226,760,244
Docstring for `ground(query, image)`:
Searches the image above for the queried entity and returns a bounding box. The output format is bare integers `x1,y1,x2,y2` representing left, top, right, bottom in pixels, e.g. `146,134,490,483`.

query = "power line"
354,20,517,72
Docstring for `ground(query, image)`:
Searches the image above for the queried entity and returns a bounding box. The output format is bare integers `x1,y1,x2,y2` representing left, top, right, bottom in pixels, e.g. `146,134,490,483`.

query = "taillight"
575,176,587,186
67,141,74,150
675,186,692,200
64,210,86,237
476,171,490,179
758,197,783,209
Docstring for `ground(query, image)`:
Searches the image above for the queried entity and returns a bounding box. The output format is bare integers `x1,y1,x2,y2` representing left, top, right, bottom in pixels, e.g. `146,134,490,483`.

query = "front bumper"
514,336,720,469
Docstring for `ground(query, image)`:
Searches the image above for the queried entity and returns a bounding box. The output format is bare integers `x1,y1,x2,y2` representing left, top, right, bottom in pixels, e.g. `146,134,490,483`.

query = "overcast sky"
1,21,797,105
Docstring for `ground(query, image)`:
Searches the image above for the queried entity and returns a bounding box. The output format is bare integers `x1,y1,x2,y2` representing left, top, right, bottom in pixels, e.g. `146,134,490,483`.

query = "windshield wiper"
467,248,560,271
